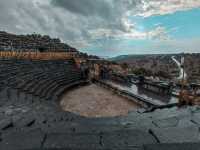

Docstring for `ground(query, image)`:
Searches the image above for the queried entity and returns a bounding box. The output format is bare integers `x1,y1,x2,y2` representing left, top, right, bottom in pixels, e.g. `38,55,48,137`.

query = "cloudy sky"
0,0,200,57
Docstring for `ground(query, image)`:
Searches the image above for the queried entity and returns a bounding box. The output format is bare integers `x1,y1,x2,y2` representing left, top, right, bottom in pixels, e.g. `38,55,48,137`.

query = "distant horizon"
101,52,200,59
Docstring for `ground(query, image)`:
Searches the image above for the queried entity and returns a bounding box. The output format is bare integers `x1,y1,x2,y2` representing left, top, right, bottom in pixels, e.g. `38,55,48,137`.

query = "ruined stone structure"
0,32,199,149
0,54,199,150
139,80,172,95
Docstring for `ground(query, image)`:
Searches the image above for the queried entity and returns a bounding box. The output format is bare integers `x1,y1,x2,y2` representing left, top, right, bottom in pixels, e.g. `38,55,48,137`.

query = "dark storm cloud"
50,0,143,31
0,0,133,48
51,0,113,19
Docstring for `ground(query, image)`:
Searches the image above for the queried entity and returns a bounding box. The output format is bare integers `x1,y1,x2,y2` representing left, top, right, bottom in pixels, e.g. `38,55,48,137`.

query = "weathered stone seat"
0,59,83,104
46,77,83,101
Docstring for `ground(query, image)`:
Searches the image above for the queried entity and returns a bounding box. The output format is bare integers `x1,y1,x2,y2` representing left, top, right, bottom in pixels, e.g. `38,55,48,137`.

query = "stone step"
0,129,45,150
36,75,68,97
48,78,83,100
150,125,200,143
0,126,156,150
43,129,156,149
144,143,200,150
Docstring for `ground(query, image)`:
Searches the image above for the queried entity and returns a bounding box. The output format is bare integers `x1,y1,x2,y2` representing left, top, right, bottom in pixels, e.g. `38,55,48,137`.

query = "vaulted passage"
60,84,140,117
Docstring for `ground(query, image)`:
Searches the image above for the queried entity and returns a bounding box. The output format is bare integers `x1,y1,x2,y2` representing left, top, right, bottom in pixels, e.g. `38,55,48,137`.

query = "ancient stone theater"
0,32,200,150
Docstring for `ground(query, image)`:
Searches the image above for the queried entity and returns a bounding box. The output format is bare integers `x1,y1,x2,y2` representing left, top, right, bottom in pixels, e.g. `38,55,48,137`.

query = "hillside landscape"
111,53,200,83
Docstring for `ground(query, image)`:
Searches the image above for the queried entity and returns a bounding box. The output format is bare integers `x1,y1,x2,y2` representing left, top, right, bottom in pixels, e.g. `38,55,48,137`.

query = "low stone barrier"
93,79,159,109
93,80,179,111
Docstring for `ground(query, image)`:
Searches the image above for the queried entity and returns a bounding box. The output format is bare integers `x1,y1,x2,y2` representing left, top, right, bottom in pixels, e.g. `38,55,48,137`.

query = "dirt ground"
60,84,140,117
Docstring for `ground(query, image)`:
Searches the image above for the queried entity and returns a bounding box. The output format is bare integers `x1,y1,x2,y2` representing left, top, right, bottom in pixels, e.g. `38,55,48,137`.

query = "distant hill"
109,53,183,62
110,53,200,83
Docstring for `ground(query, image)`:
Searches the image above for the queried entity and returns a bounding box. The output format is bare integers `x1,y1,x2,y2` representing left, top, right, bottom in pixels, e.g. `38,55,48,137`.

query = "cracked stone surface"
144,143,200,150
152,117,179,128
151,126,200,143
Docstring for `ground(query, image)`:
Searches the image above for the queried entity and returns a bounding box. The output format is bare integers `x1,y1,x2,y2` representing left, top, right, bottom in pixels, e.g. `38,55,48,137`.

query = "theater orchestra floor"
60,84,140,117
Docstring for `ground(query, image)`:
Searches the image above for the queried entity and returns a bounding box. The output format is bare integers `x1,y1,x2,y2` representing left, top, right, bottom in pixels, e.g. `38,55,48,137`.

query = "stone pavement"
0,102,200,149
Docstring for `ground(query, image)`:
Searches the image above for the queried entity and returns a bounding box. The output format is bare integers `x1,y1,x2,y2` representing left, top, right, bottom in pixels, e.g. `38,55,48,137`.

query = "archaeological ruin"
0,32,200,150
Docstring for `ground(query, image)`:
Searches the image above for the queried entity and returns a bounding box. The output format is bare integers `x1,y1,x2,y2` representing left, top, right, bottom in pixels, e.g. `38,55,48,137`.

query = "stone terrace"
0,58,200,150
0,31,77,52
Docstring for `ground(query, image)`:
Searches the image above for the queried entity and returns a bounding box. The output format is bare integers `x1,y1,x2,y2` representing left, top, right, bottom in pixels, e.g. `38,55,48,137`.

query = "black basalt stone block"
0,119,13,130
44,133,101,149
152,117,179,128
15,114,36,127
0,129,45,150
102,130,156,148
144,143,200,150
151,126,200,143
